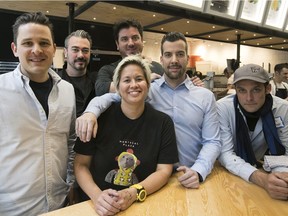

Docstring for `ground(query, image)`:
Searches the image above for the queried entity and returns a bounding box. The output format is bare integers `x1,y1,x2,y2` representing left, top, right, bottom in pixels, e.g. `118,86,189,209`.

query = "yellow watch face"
138,189,147,202
130,184,147,202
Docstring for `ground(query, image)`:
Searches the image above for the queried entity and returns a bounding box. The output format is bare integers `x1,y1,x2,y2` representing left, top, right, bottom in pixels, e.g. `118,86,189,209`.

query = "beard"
72,58,88,70
165,66,186,80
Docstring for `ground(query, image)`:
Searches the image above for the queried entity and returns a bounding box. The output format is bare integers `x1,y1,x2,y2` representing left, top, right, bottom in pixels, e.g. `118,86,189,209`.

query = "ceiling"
1,0,288,52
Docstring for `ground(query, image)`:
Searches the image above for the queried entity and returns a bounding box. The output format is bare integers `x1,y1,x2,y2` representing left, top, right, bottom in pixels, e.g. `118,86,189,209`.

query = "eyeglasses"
70,47,90,54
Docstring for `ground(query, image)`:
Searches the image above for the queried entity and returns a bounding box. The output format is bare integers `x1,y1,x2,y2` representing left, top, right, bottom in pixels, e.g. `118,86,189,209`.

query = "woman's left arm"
139,163,173,195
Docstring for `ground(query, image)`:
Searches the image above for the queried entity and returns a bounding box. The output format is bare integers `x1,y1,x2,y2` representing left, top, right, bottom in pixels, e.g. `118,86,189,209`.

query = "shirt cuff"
197,172,203,182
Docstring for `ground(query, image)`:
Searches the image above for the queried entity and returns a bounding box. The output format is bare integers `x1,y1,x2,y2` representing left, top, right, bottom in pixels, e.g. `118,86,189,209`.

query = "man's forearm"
85,93,119,117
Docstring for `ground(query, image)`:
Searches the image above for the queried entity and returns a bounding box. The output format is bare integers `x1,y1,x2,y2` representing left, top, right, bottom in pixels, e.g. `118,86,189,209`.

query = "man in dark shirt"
95,19,165,96
58,30,97,116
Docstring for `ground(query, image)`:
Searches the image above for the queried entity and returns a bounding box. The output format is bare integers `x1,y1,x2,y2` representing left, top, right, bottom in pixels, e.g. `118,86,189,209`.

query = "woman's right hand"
92,189,121,216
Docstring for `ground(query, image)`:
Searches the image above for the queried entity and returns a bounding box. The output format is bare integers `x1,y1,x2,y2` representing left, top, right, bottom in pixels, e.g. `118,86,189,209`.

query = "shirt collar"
154,75,192,90
14,64,61,87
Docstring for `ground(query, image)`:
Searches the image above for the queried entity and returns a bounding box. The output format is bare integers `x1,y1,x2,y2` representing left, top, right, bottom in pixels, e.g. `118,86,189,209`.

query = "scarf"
234,94,285,167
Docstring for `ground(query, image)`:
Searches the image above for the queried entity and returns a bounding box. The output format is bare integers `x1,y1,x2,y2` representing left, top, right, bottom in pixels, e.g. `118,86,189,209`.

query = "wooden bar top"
40,162,288,216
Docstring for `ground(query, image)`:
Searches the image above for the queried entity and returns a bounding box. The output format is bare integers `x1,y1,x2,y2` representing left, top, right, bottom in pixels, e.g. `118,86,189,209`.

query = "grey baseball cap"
233,64,270,84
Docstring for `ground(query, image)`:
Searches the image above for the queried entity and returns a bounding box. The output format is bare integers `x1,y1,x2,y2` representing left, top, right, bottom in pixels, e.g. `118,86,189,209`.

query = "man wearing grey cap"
217,64,288,200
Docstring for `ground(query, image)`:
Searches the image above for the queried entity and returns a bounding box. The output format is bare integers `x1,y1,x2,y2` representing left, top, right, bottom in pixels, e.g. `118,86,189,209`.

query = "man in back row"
217,64,288,200
95,18,164,96
58,30,97,117
77,32,221,189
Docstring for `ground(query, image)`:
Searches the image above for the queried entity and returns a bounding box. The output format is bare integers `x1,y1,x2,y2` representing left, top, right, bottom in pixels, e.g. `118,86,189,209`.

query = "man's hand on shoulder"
191,76,204,87
76,112,98,142
150,72,161,81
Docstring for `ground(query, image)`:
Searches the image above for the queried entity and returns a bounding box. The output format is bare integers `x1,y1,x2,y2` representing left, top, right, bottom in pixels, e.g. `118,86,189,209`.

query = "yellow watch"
130,184,147,202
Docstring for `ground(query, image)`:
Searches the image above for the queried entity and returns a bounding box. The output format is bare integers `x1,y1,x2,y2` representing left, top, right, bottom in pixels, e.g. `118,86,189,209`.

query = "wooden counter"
40,162,288,216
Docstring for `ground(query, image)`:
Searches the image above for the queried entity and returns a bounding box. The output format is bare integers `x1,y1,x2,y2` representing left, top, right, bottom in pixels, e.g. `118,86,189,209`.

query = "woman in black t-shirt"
74,55,178,216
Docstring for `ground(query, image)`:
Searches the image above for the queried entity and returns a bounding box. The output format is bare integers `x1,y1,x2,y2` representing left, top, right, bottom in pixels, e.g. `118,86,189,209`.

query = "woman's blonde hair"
113,55,151,93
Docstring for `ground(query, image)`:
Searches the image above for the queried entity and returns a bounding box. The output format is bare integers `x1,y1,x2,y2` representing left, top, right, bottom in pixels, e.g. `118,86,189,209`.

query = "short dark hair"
161,32,188,55
12,12,54,45
64,30,92,48
113,55,151,91
274,63,288,73
113,19,143,42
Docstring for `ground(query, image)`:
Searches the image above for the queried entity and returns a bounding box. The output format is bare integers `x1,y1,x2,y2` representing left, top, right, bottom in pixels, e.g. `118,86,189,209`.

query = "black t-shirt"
74,102,178,192
58,69,96,117
29,75,53,118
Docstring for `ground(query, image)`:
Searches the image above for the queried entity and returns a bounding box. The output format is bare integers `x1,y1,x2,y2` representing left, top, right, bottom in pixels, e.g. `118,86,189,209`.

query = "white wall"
53,47,65,69
141,31,288,75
